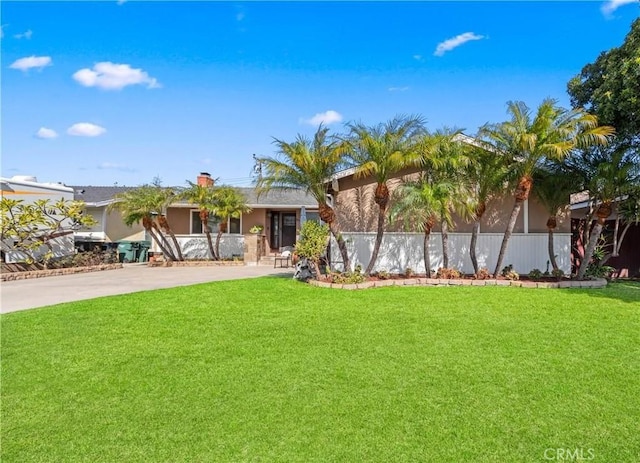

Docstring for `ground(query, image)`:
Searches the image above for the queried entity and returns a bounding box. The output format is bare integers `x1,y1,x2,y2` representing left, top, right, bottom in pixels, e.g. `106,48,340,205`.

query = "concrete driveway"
1,264,293,313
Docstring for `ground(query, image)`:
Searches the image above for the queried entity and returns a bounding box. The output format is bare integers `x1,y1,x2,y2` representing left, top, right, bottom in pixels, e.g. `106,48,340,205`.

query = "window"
191,211,242,234
305,211,321,224
191,211,220,234
229,217,241,234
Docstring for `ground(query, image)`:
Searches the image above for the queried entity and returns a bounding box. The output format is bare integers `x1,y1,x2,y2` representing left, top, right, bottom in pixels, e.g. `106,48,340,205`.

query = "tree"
255,125,351,270
532,163,580,272
568,18,640,151
1,197,96,266
181,182,219,260
568,146,640,279
295,220,330,279
210,186,252,259
389,174,459,276
344,115,425,275
464,144,511,274
109,184,182,261
479,99,614,277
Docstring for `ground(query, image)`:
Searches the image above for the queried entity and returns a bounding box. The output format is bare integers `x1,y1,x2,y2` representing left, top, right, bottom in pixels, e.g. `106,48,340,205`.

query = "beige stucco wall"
81,207,105,233
334,172,570,234
105,209,145,241
167,208,191,235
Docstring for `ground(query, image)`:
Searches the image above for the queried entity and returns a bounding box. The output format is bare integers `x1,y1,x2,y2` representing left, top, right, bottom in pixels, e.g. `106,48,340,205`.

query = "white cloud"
67,123,107,137
300,110,343,126
98,162,136,172
434,32,485,57
413,54,423,62
14,29,33,39
9,55,52,71
72,62,161,90
388,86,409,92
601,0,638,15
35,127,58,139
116,0,127,4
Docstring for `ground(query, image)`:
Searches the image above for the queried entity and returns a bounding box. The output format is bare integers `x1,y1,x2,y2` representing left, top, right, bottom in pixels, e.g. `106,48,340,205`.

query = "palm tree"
153,186,184,261
389,174,456,275
109,185,178,261
479,99,614,277
570,146,639,279
533,163,580,272
464,144,511,274
181,181,219,260
255,125,351,270
344,115,425,275
418,130,476,269
210,186,252,259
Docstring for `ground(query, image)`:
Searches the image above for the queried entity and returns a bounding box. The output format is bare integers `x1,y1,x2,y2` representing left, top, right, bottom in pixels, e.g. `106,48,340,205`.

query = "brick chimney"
197,172,214,187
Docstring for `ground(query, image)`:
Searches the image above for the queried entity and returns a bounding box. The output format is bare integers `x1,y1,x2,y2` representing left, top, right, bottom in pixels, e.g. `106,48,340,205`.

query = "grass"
2,279,639,462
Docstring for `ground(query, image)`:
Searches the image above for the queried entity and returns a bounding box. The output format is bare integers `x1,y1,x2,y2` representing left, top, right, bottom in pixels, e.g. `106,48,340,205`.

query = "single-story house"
72,173,319,261
71,186,146,250
165,173,319,259
326,166,571,274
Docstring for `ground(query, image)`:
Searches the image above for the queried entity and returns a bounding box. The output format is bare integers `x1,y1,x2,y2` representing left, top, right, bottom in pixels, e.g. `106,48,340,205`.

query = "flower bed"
309,276,607,290
1,263,123,281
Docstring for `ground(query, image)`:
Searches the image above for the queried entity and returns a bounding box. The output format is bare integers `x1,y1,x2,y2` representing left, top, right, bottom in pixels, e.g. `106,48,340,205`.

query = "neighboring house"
70,185,146,250
165,173,319,259
1,175,76,262
326,167,572,274
570,192,640,277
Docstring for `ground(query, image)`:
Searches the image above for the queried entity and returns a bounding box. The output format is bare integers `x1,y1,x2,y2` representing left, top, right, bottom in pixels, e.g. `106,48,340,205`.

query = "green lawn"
2,278,639,462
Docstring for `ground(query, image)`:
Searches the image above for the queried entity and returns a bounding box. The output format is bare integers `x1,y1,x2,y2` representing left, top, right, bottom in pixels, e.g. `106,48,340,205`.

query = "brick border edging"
147,261,244,268
308,277,608,290
1,263,123,281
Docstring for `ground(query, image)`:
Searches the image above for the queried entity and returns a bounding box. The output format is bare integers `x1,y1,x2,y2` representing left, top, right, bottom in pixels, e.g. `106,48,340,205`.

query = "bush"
375,270,390,280
295,221,329,279
404,267,415,278
501,264,519,281
474,267,491,280
551,268,565,280
330,265,366,284
528,269,543,280
436,267,462,279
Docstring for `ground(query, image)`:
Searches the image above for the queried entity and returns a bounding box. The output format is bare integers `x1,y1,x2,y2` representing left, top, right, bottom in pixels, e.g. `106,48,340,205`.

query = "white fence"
330,232,571,275
152,234,245,260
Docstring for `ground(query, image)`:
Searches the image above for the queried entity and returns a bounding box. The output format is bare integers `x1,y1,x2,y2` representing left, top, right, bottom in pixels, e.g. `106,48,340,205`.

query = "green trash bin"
117,241,137,263
138,241,151,262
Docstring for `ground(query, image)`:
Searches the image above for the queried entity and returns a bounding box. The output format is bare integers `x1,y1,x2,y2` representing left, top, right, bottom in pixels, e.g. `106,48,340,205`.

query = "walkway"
1,264,293,313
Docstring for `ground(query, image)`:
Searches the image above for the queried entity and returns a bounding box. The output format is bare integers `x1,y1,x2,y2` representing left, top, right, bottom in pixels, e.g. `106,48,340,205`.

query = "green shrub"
295,221,329,265
551,268,565,280
404,267,415,278
528,268,543,280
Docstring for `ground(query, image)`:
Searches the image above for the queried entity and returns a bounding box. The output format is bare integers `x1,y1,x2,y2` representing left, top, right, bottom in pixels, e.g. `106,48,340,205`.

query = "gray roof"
70,186,138,204
70,185,317,208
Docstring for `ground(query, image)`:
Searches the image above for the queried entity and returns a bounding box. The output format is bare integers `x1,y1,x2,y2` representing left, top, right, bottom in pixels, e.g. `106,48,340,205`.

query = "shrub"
474,267,491,280
295,221,329,278
436,267,462,279
330,265,366,284
551,268,565,280
375,270,390,280
501,264,519,281
528,268,543,280
404,267,414,278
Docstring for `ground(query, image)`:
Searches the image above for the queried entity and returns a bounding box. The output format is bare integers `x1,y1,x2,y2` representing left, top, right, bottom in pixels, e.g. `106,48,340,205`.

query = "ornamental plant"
294,221,329,279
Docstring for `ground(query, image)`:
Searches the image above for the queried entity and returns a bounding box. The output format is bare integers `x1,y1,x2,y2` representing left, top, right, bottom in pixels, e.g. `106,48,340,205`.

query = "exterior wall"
330,232,571,275
243,209,268,234
334,172,570,234
167,208,191,235
105,209,145,241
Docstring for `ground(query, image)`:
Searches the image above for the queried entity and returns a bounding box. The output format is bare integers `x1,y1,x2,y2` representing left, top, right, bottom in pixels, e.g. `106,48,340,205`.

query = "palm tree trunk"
158,215,184,261
148,225,175,261
423,230,431,276
205,229,218,260
470,220,480,274
577,222,603,280
577,201,612,280
365,203,386,275
493,198,524,277
319,203,350,271
548,224,558,272
150,222,177,261
215,230,223,260
441,220,449,269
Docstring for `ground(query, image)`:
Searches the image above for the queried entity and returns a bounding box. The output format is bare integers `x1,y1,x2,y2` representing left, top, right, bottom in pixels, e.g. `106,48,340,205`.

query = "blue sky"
1,1,638,188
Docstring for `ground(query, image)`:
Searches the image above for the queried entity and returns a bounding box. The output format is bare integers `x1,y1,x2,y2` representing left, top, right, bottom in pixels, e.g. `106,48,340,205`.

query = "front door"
281,213,297,248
